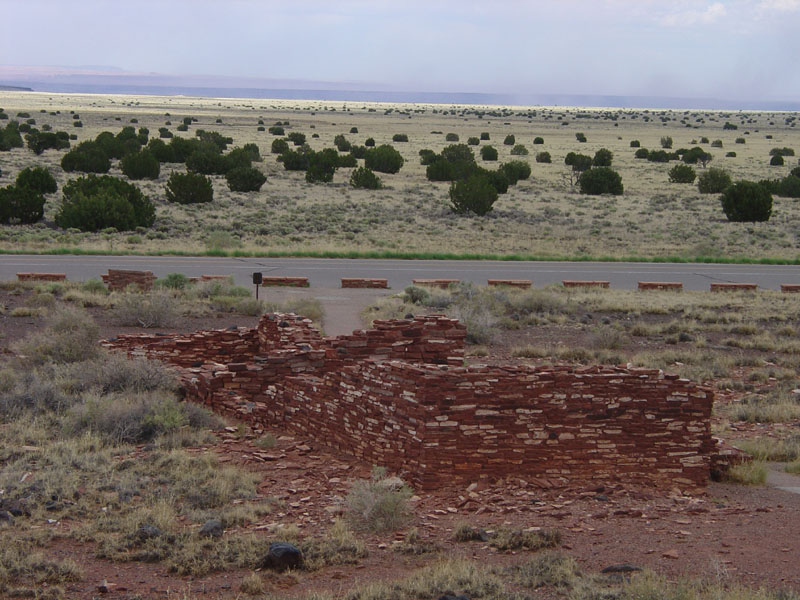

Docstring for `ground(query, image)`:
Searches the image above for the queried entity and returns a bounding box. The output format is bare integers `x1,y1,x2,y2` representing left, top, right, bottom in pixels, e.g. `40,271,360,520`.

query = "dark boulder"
259,541,303,571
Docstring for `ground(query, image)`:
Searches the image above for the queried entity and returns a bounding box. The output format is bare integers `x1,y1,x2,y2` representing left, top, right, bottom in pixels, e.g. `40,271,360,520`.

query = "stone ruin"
104,313,733,492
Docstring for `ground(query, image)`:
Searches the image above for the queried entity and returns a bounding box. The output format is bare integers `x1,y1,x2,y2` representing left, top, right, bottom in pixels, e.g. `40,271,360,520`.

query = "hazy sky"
2,0,799,100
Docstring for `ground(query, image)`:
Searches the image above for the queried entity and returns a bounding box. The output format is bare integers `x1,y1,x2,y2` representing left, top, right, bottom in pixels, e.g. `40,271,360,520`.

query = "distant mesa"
0,84,33,91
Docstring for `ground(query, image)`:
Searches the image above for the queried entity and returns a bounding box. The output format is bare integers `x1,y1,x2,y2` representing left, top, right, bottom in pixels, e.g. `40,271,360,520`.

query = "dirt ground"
1,286,799,599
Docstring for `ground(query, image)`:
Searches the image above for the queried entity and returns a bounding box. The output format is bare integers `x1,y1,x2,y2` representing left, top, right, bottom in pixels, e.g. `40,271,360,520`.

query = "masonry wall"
104,313,715,491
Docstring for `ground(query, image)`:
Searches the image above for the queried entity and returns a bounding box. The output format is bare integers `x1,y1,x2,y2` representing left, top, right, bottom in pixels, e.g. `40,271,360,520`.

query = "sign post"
252,272,263,299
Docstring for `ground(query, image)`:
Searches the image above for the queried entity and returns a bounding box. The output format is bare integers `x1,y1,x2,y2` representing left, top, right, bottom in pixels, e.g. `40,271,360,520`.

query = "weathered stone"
199,519,224,538
260,541,304,571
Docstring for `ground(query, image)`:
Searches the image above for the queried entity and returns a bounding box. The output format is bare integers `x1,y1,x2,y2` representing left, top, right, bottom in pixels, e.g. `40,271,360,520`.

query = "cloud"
756,0,800,13
660,2,727,26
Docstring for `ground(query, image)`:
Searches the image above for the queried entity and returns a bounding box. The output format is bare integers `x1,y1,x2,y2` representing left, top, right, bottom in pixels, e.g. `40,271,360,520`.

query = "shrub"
392,133,409,142
186,148,228,175
287,132,306,146
575,132,587,143
723,121,739,130
271,138,289,154
758,178,781,195
579,167,623,195
56,175,155,231
565,152,592,172
349,166,382,189
345,468,412,532
450,173,498,216
225,147,254,171
159,127,173,138
668,164,696,183
482,168,509,194
305,148,339,183
268,126,285,135
721,181,772,222
791,166,800,178
770,154,785,166
726,151,737,157
113,290,180,328
592,148,613,167
279,148,311,171
480,132,490,140
736,137,746,144
682,146,712,166
334,134,351,152
697,167,731,193
533,136,544,144
350,145,367,159
480,145,498,161
226,166,266,192
156,272,191,290
630,140,640,147
16,166,57,194
467,136,479,145
61,141,111,173
634,148,649,159
349,127,358,134
777,175,800,198
500,160,531,184
25,130,70,154
364,137,375,147
14,305,99,365
336,153,357,168
168,136,203,162
503,134,515,145
0,185,46,224
660,136,673,149
510,144,529,156
711,139,723,148
241,143,262,162
147,138,178,163
769,147,795,157
121,149,160,180
445,133,459,142
647,149,671,163
364,144,404,174
165,172,214,204
535,151,551,163
0,122,24,151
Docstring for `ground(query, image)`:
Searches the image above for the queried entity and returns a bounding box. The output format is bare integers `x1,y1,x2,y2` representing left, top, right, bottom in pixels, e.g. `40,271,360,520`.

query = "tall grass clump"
345,467,413,532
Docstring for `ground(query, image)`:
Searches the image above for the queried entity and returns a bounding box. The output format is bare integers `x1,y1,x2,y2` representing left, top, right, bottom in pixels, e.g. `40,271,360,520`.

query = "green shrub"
165,172,214,204
769,147,795,157
791,166,800,178
480,132,490,140
533,136,544,144
147,138,178,163
349,145,367,159
575,132,587,143
510,144,529,156
279,148,311,171
777,175,800,198
392,133,409,142
287,132,306,146
268,126,285,135
226,166,266,192
25,130,70,154
114,290,180,328
158,127,173,138
592,148,613,167
156,272,191,290
721,181,772,222
364,144,404,174
726,151,737,157
364,137,375,147
336,153,357,168
0,185,46,224
668,164,696,184
186,148,228,175
271,138,289,154
450,173,498,216
56,175,155,231
503,134,515,145
630,140,640,147
241,143,261,162
565,152,592,172
579,167,623,195
169,136,203,162
735,137,746,144
467,136,479,145
647,149,671,163
121,149,160,180
660,136,673,149
535,151,551,163
500,160,531,184
349,166,382,189
711,139,723,148
480,145,498,161
0,122,24,151
634,147,649,159
349,127,358,134
305,148,339,183
334,134,351,152
770,154,785,166
697,167,731,193
445,133,459,142
16,166,57,194
13,305,100,365
61,141,111,173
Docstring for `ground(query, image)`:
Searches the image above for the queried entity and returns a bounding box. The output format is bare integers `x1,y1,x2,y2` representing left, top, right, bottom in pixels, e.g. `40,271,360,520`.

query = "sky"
1,0,799,101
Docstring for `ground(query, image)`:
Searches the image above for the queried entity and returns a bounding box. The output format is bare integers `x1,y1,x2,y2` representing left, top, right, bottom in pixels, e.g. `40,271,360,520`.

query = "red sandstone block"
710,283,757,292
562,280,610,288
16,272,67,282
262,276,310,287
341,278,388,289
638,281,683,291
487,279,532,289
781,284,800,293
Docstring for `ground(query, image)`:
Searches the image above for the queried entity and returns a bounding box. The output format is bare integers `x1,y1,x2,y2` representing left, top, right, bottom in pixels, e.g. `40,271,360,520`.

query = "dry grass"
1,91,799,260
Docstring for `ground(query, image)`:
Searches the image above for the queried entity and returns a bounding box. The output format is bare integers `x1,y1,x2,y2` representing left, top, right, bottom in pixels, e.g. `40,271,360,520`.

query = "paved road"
1,255,798,291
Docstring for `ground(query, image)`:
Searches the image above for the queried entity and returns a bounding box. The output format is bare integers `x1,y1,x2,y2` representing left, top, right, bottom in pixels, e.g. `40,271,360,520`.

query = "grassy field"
1,90,799,260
